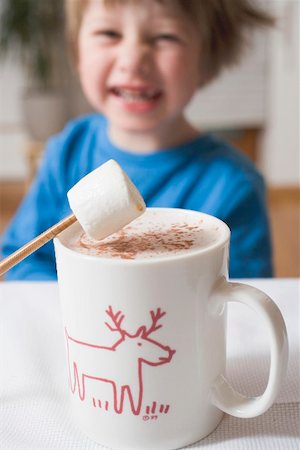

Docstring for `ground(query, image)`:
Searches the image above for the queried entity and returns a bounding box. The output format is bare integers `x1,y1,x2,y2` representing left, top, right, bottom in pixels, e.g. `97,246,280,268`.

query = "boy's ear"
197,75,206,89
197,57,215,89
197,62,207,88
198,71,214,89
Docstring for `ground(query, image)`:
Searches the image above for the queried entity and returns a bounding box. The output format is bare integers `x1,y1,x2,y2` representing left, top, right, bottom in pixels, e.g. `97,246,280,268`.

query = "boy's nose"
116,41,152,77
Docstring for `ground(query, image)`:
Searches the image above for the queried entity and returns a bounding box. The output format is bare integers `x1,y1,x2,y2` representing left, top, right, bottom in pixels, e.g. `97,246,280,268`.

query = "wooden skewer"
0,213,77,277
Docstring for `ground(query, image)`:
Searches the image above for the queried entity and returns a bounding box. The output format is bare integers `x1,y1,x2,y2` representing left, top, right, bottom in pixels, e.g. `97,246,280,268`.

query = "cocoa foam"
66,209,223,261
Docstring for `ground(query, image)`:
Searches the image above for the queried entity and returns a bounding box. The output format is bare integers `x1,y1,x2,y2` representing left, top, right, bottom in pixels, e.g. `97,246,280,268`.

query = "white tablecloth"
0,279,299,450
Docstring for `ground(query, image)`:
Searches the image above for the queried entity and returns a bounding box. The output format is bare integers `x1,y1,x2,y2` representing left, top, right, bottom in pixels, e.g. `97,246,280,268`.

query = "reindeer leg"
78,369,86,401
69,361,77,394
112,383,126,414
72,362,86,401
65,332,77,394
125,382,143,416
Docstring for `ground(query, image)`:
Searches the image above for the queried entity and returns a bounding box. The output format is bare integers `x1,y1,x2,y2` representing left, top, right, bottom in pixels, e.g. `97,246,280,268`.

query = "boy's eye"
93,30,121,39
154,34,180,43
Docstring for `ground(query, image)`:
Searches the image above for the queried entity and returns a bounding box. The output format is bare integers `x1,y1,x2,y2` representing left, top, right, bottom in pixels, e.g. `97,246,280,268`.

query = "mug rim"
54,208,230,266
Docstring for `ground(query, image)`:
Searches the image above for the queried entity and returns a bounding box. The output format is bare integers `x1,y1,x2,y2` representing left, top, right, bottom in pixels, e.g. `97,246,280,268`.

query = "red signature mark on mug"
65,306,176,415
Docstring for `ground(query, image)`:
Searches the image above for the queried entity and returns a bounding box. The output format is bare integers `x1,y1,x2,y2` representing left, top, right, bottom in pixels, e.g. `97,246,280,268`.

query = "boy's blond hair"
65,0,273,83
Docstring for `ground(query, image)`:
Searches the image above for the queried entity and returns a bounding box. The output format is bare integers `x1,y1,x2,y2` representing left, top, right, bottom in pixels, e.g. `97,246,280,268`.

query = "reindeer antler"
105,306,125,334
143,308,166,337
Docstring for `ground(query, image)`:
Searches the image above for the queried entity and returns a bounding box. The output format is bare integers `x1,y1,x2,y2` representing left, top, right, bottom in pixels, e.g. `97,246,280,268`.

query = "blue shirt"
1,114,273,280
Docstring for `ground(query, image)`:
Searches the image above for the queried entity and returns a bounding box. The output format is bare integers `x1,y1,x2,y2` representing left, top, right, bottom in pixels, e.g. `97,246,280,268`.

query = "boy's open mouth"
110,87,162,102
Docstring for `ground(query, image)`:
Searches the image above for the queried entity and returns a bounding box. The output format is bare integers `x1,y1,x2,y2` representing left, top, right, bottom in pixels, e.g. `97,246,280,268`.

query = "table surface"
0,279,299,450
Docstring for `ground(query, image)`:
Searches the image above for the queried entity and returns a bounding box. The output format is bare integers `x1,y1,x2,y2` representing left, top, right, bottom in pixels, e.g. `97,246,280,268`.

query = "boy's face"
78,0,201,141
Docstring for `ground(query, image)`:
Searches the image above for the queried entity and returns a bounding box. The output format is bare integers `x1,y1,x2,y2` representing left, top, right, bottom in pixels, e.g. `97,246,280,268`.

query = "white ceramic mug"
54,208,288,450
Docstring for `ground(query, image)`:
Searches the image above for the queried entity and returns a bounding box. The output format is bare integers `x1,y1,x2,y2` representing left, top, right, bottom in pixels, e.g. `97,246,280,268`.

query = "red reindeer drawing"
65,306,175,415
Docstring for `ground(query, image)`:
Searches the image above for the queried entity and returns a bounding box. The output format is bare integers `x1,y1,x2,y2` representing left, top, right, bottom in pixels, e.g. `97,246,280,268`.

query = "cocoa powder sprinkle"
70,223,202,260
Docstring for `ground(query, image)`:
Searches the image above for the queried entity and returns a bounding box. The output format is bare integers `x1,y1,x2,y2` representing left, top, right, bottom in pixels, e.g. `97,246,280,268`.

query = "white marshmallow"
67,160,146,241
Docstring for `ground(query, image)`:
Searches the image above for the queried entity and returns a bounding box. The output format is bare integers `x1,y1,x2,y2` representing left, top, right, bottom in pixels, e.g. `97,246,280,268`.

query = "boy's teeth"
113,88,158,101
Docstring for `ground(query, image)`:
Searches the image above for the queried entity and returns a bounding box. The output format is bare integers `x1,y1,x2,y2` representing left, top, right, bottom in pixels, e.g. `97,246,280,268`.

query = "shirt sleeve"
226,178,273,279
0,139,67,280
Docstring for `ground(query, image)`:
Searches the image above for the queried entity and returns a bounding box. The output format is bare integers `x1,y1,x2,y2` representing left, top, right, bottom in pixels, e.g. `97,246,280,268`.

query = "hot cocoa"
65,209,223,260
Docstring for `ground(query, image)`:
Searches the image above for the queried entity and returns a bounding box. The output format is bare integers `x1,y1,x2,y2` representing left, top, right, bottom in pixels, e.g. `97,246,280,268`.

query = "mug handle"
209,278,288,418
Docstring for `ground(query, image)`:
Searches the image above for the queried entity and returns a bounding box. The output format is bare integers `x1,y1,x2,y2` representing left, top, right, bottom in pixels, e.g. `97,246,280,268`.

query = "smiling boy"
1,0,274,279
77,0,201,151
